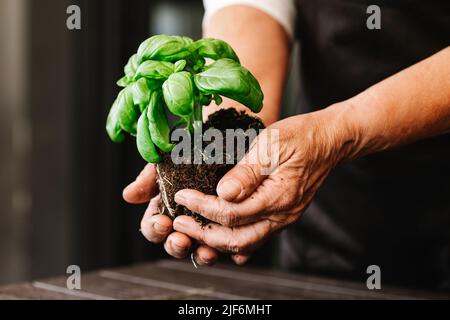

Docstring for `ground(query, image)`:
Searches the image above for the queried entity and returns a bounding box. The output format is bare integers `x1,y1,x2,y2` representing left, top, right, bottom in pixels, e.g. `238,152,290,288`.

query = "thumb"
217,163,265,202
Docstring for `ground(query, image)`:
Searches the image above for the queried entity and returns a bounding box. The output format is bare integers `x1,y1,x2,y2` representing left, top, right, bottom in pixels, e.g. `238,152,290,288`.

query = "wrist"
320,89,390,164
316,99,368,165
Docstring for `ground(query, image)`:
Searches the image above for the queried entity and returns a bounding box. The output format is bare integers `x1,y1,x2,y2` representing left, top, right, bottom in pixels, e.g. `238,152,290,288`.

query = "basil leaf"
148,91,174,152
116,76,130,87
189,53,205,72
135,78,164,112
190,38,240,62
137,35,193,62
162,71,195,117
213,94,223,105
106,98,125,143
171,117,188,129
174,59,187,72
199,93,212,106
148,78,164,90
136,106,161,163
124,54,139,79
117,87,139,135
131,77,150,106
194,58,263,112
134,60,174,80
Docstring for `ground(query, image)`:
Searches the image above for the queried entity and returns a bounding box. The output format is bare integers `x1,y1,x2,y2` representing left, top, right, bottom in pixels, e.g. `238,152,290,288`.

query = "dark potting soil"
156,108,265,225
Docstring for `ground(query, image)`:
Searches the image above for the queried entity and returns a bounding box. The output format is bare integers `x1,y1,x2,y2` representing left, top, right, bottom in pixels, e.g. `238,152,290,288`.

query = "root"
156,163,176,219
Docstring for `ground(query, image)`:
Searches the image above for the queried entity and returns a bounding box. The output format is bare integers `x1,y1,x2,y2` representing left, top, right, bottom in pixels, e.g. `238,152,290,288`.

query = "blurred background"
0,0,300,284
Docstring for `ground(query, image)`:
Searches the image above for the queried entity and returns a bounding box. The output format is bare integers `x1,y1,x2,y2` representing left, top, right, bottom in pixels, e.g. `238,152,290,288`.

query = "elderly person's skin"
123,6,450,266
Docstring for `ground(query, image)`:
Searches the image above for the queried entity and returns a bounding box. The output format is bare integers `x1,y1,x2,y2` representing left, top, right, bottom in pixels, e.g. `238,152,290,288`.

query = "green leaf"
171,117,188,129
213,94,223,105
174,59,187,72
190,38,240,62
137,35,193,62
148,91,174,152
194,58,263,112
199,93,212,106
132,78,164,107
124,54,139,79
131,77,151,106
162,71,195,117
138,103,146,113
189,53,205,72
106,98,125,143
117,87,139,135
116,76,130,87
147,78,164,91
134,60,174,80
136,106,161,163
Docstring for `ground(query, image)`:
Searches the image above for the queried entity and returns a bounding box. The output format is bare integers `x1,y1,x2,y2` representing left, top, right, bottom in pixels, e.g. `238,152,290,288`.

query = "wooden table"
0,259,448,300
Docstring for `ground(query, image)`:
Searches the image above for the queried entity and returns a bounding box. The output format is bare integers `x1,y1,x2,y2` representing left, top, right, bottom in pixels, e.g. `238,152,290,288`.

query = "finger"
141,195,160,220
140,196,172,243
164,232,192,259
123,164,159,204
173,215,272,254
217,164,265,202
194,244,219,266
231,253,252,265
141,214,173,243
174,188,270,227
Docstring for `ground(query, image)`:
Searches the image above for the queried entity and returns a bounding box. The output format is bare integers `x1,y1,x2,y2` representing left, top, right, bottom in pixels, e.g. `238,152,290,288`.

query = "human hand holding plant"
123,102,356,264
123,164,221,264
171,105,356,263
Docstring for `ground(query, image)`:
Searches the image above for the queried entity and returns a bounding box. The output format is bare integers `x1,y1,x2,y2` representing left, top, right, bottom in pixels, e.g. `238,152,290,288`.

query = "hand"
123,164,220,266
172,106,352,263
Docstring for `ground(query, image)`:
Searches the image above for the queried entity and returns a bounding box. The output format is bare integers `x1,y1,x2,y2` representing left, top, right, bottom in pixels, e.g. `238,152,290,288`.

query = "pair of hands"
123,106,351,266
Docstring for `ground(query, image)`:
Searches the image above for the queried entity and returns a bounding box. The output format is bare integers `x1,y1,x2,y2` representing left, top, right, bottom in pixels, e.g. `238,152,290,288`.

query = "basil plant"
106,35,264,163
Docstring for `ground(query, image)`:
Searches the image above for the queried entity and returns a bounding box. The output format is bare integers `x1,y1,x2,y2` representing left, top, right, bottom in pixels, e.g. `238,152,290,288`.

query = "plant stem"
185,116,193,134
193,102,203,132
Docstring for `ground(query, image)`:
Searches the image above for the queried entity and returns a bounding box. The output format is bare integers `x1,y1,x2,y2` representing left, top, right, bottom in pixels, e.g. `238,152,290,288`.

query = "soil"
156,108,265,225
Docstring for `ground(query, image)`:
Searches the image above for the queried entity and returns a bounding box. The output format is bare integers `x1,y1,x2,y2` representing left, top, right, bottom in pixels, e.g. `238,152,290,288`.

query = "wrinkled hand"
172,109,350,262
123,164,220,266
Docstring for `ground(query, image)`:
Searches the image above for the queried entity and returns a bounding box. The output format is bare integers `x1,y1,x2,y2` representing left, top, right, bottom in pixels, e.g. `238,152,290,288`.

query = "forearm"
203,5,291,125
327,47,450,161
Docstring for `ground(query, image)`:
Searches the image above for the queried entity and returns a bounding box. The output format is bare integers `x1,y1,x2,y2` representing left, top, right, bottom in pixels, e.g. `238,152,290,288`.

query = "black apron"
279,0,450,290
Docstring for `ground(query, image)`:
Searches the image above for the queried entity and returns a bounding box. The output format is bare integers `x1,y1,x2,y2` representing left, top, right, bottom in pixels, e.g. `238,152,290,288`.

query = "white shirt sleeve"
202,0,297,40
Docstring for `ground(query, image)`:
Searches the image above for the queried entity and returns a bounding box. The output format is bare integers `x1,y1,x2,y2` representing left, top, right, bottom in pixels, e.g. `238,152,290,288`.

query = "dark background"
0,0,300,284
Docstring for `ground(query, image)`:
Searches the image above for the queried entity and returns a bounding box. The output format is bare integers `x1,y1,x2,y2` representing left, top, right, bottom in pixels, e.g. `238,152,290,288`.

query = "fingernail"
217,179,241,200
198,255,215,266
153,222,169,233
174,191,187,205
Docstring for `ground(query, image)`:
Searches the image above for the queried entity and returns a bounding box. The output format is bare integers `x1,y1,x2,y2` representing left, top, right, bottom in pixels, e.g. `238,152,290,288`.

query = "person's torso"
281,0,450,290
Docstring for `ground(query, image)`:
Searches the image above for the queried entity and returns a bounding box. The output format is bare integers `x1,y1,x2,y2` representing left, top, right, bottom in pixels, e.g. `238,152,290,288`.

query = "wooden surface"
1,259,449,300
